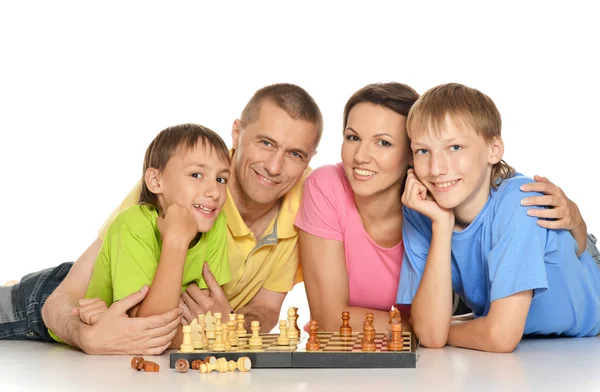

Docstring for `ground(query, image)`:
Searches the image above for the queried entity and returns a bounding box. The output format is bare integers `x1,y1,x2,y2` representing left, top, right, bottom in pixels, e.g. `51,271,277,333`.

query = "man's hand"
181,263,233,321
81,285,183,355
520,175,583,230
73,298,108,326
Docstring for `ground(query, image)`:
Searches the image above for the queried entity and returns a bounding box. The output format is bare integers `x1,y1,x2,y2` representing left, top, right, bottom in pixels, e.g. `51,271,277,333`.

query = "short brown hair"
139,123,230,210
407,83,515,188
343,82,420,131
240,83,324,146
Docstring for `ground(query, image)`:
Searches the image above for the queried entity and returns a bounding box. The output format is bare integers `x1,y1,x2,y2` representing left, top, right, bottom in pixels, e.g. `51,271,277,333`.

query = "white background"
0,1,598,327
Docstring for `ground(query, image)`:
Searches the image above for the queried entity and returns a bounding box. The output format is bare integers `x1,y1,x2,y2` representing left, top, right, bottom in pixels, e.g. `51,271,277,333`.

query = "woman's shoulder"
305,163,348,192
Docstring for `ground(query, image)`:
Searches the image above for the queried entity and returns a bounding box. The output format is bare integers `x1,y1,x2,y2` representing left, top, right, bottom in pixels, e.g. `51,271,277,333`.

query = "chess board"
169,331,417,369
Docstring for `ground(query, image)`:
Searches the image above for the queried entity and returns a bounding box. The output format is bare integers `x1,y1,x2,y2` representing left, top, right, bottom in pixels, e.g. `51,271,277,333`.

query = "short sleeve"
396,207,432,305
487,180,550,302
294,166,344,241
263,244,299,293
98,181,143,241
86,227,159,304
202,210,231,288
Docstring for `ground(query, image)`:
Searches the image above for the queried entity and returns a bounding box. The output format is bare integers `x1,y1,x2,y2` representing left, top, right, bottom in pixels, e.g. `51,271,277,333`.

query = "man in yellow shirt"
1,84,322,354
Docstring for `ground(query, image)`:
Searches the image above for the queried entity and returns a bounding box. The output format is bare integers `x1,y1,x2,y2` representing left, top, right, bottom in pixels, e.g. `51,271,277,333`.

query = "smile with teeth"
433,180,459,189
193,204,215,215
354,168,376,177
257,173,277,184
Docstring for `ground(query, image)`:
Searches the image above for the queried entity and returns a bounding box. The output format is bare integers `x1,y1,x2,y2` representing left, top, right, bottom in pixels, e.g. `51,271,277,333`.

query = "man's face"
231,100,319,206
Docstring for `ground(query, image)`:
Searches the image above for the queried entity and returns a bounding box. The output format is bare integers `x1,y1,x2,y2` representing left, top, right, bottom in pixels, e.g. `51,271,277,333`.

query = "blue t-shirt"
396,174,600,337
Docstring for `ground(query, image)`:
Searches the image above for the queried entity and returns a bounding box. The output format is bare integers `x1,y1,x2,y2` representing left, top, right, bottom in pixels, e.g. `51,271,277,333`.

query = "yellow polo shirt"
98,169,309,310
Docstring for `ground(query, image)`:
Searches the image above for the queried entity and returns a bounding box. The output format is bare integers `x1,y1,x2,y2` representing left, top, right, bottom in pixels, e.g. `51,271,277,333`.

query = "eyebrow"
345,127,396,141
256,133,309,158
187,163,231,174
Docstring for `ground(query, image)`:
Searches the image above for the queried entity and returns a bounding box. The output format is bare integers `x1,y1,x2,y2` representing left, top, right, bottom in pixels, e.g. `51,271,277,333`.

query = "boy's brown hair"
407,83,515,188
240,83,324,146
139,123,230,210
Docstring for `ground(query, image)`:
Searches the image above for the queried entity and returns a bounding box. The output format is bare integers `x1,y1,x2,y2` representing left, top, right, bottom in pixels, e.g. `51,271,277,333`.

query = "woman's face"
341,103,411,198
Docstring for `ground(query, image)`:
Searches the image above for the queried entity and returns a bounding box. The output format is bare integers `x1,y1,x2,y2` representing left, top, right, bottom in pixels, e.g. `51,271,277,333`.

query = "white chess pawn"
277,320,290,345
286,307,299,344
248,320,262,348
236,314,246,337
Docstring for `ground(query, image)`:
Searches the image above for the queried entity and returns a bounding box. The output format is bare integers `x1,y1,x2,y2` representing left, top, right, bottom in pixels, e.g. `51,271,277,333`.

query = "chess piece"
212,322,226,351
200,357,229,373
227,357,252,372
306,320,320,351
175,358,190,373
361,320,376,351
199,314,209,349
277,320,290,345
131,356,144,370
287,307,299,344
204,311,216,339
141,361,160,372
387,321,404,351
180,325,194,353
222,322,231,351
293,307,301,336
236,314,247,337
191,317,203,349
248,320,263,348
227,319,238,348
340,311,352,335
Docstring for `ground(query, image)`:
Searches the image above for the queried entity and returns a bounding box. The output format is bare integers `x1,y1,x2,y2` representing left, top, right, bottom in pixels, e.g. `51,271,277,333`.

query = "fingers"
109,285,149,316
78,297,106,307
146,314,181,340
521,195,564,208
202,263,221,295
536,219,563,230
179,297,194,325
526,208,564,220
72,307,80,317
131,307,182,333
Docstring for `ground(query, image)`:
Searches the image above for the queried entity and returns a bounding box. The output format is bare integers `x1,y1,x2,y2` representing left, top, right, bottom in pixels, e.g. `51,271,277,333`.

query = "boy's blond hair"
407,83,515,188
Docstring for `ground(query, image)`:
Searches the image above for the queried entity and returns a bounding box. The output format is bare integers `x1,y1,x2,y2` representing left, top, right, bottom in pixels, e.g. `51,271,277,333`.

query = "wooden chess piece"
236,314,247,337
248,320,263,348
175,358,190,373
180,325,194,353
227,357,252,372
204,311,216,339
200,357,229,373
277,320,290,345
227,319,238,348
306,320,320,351
222,322,231,351
212,322,226,351
387,321,404,351
361,320,376,351
293,307,301,336
287,307,299,344
340,311,352,335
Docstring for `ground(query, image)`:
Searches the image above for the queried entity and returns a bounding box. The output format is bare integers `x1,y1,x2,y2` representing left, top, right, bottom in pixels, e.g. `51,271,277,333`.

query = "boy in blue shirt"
396,83,600,352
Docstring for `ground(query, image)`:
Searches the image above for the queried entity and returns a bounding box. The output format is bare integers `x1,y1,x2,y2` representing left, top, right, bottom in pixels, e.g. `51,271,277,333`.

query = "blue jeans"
0,262,73,341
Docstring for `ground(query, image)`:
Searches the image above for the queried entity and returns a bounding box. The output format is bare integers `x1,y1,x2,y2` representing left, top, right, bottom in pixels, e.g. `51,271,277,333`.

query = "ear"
489,137,504,165
231,119,242,150
144,167,162,194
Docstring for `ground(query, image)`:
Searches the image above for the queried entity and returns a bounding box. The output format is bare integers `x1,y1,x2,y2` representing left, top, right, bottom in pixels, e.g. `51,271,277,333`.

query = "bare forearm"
237,304,280,333
136,242,187,317
41,290,88,351
411,222,453,347
448,317,496,352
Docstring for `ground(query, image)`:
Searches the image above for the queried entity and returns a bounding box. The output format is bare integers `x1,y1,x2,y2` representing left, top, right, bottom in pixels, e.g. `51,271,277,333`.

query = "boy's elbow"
413,323,448,349
487,325,522,353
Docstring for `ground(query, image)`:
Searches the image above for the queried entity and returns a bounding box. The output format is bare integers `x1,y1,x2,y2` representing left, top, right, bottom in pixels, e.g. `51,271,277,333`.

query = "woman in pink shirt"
295,82,594,333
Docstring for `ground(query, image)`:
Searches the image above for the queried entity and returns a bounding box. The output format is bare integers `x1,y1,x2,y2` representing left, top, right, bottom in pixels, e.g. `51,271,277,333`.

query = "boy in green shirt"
56,123,231,348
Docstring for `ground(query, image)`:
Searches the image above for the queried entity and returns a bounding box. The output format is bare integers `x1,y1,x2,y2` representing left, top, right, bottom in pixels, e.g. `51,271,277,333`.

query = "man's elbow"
487,325,522,353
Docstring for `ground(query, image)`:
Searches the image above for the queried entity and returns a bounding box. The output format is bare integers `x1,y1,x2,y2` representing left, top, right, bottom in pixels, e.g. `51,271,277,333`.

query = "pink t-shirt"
295,163,404,311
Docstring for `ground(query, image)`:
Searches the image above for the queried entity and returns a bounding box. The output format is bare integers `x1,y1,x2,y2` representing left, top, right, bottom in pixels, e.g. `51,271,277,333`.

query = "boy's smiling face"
410,116,503,225
152,142,230,233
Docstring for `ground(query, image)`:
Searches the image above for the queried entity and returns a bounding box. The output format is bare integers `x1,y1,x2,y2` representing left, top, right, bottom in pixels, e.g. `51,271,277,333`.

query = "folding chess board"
170,331,417,368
